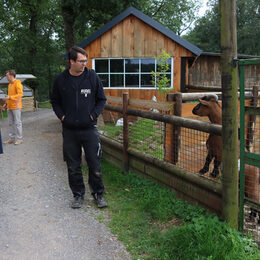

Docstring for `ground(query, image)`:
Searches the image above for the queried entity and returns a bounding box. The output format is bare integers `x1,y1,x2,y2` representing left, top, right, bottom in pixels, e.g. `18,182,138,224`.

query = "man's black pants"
63,127,104,198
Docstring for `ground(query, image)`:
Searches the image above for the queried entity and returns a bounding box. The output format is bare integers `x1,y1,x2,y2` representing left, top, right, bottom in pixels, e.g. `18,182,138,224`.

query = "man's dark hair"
68,46,88,62
6,69,16,78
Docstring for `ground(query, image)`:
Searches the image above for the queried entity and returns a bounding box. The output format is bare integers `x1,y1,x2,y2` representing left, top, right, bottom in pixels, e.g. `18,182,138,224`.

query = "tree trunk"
61,0,76,52
220,0,239,229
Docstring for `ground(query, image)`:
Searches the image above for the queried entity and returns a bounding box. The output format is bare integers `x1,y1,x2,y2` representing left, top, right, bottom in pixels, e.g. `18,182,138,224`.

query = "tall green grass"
96,159,260,260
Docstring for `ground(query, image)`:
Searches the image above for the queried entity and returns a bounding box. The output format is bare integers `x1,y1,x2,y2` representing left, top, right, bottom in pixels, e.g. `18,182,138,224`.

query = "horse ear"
199,99,209,106
208,96,217,102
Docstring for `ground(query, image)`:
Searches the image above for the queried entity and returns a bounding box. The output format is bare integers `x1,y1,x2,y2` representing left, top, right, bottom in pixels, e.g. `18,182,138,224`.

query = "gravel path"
0,109,131,260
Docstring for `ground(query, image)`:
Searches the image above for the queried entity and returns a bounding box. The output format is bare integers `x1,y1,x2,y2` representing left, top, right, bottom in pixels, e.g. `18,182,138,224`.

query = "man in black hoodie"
51,46,107,209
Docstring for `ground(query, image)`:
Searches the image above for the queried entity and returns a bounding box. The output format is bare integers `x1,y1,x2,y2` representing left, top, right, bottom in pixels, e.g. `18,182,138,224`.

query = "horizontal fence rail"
168,92,260,102
100,93,224,214
105,104,222,135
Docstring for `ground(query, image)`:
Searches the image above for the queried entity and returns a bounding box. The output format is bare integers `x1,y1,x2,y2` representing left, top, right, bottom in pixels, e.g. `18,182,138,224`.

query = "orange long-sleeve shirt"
7,79,23,109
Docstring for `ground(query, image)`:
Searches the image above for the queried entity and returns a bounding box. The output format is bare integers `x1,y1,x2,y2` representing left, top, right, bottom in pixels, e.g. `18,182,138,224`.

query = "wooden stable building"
78,6,260,98
188,52,260,91
79,6,202,100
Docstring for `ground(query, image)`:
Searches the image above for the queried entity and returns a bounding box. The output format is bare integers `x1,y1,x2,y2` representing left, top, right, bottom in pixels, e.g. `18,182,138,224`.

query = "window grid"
93,57,173,89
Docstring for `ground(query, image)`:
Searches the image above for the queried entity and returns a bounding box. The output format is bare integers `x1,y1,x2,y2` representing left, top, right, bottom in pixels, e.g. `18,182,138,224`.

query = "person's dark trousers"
63,127,104,198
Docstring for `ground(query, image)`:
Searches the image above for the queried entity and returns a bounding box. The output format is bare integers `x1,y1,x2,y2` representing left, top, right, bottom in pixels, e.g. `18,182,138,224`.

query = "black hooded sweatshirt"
51,68,106,129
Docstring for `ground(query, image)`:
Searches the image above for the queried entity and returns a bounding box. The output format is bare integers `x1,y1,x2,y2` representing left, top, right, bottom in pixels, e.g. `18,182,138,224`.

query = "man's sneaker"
14,140,23,145
71,196,84,209
4,139,14,144
93,193,108,208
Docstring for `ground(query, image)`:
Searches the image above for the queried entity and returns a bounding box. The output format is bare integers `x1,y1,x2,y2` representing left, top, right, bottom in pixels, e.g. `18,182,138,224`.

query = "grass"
87,159,260,260
38,101,52,109
100,122,123,139
100,118,164,159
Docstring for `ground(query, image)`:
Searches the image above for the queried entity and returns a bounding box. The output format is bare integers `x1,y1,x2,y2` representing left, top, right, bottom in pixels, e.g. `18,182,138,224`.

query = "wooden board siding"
112,23,123,57
134,18,145,57
189,55,260,88
101,31,112,57
85,15,195,99
122,17,134,57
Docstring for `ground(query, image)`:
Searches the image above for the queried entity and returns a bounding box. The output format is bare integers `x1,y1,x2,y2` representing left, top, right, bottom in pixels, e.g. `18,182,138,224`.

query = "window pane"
110,74,123,88
141,74,154,88
95,60,108,73
157,58,171,72
98,74,108,87
165,74,172,87
110,59,123,72
126,74,139,88
141,59,155,72
125,59,139,72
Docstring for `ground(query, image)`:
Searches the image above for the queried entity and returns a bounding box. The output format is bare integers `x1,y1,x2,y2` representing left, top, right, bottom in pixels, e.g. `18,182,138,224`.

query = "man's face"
6,73,14,83
70,52,88,74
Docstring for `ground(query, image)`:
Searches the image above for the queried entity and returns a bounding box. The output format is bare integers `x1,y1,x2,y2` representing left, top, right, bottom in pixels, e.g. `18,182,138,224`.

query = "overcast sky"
199,0,208,17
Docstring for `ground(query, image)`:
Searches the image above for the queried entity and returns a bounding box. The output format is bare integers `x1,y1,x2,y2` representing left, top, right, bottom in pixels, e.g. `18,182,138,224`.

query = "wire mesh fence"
98,107,221,182
177,128,211,177
129,118,165,160
240,60,260,246
98,58,260,245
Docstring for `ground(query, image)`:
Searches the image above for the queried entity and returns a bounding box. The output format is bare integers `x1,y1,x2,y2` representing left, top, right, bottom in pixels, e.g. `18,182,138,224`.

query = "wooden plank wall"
85,15,195,100
189,55,260,88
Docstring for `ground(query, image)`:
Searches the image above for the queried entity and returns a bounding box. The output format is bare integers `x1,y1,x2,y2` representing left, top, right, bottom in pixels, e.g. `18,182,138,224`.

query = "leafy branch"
151,50,171,96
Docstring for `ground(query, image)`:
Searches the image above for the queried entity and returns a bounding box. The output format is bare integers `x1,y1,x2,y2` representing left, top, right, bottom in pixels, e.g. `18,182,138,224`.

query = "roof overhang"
0,74,36,85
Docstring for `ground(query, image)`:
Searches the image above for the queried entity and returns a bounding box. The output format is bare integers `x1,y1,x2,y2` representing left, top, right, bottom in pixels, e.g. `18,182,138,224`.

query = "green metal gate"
239,58,260,244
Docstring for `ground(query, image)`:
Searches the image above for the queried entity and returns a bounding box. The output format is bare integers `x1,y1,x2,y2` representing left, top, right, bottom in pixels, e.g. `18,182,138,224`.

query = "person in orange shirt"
2,70,23,145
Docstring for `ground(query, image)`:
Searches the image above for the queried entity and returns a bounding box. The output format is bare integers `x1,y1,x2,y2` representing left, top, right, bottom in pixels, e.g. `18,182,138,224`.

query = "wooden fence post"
123,93,129,172
220,0,239,229
173,92,182,164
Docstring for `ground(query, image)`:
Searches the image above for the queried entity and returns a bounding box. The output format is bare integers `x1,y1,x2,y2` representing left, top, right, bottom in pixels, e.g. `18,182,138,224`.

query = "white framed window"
93,57,174,89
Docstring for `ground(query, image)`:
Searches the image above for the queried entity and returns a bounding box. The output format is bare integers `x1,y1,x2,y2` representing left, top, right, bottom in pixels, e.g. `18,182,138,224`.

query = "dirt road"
0,109,131,260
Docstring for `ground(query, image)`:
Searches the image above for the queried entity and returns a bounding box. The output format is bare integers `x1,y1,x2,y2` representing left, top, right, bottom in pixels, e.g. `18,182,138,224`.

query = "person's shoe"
93,193,108,208
4,139,14,144
14,140,23,145
71,196,84,209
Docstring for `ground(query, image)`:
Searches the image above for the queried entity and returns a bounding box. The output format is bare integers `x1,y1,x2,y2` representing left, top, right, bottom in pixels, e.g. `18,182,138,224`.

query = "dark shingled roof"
78,6,202,56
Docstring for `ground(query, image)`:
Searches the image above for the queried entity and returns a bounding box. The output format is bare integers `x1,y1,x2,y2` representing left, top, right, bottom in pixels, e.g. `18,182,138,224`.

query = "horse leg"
210,159,221,178
199,153,213,175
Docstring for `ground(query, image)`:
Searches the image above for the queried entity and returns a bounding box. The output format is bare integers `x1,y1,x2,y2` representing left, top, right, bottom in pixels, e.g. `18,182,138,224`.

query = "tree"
0,0,64,100
61,0,148,51
144,0,202,35
61,0,202,52
0,0,203,100
184,0,260,55
183,1,220,52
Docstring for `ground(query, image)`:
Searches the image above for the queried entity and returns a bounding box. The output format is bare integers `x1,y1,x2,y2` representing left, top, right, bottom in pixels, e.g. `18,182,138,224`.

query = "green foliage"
0,110,7,120
0,0,65,101
185,0,260,55
151,50,171,95
0,0,258,103
38,102,52,109
101,160,260,259
99,159,260,260
144,0,201,35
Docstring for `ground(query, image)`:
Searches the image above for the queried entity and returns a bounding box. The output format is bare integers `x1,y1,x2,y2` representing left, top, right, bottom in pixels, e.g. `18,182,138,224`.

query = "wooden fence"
100,93,223,215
